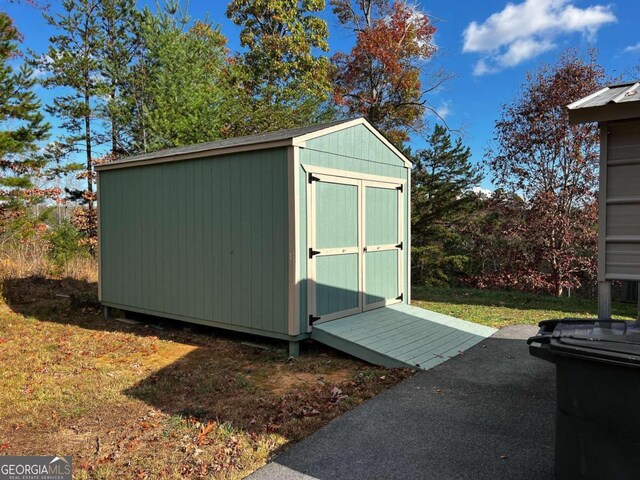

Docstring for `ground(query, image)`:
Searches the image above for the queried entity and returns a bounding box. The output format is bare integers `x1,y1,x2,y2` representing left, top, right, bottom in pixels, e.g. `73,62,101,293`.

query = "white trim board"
287,145,300,335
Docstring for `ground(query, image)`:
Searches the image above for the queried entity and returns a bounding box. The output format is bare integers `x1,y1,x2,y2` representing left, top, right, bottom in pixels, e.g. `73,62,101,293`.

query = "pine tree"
226,0,332,134
0,13,50,220
411,125,482,285
126,4,230,153
97,0,140,158
32,0,106,212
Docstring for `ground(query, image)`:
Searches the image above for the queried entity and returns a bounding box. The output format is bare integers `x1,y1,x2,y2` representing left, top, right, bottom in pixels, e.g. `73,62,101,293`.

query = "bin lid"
531,319,640,367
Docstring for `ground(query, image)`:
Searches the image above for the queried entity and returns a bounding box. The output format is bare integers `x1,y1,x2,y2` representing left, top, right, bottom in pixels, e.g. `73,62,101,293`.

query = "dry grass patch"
0,276,414,479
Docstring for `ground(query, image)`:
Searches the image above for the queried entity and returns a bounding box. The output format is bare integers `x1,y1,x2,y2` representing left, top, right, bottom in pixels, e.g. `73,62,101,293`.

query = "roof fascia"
95,138,294,171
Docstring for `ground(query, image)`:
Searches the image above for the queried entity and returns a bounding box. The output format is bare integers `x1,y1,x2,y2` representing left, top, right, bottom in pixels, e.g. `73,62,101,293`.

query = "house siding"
604,120,640,280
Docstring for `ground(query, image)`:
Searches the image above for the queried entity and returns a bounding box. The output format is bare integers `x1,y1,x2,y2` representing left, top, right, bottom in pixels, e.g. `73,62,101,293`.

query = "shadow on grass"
1,275,294,351
1,276,398,434
412,285,637,319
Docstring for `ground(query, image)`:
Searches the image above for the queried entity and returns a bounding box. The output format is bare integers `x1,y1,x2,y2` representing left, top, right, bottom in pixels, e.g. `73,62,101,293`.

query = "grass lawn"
1,279,635,479
0,277,413,479
413,285,637,328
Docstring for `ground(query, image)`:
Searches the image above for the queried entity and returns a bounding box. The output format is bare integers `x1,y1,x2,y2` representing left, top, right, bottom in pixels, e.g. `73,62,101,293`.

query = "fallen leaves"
0,276,416,479
196,421,216,446
329,386,348,403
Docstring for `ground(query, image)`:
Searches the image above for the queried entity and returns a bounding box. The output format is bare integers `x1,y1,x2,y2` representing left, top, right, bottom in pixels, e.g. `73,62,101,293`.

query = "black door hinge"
396,185,403,193
395,242,403,250
308,173,320,184
309,314,321,325
396,293,404,301
309,247,321,258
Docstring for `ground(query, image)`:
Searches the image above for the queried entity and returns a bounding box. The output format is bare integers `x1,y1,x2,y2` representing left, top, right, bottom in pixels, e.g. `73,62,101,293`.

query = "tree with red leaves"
331,0,449,146
474,50,604,296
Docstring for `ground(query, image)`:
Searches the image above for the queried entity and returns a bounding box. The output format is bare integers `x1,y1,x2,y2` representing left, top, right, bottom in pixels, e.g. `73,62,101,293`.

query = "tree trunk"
85,91,93,212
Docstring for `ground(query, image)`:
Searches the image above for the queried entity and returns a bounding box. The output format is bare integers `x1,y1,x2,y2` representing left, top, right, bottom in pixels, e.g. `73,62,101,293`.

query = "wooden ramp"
311,304,497,369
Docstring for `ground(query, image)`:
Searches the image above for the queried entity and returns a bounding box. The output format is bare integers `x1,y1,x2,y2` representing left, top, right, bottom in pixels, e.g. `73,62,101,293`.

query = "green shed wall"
297,124,411,333
99,147,292,338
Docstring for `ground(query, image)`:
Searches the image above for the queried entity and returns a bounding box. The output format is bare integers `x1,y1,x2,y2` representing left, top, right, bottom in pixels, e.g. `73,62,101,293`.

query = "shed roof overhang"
568,82,640,125
95,117,412,171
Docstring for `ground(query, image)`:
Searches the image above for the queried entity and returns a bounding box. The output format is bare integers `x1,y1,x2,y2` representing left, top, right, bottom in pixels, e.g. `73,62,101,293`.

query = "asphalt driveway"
249,324,555,480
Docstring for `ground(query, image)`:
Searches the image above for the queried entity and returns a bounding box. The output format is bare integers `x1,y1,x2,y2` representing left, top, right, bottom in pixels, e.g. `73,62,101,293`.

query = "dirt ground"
0,276,414,479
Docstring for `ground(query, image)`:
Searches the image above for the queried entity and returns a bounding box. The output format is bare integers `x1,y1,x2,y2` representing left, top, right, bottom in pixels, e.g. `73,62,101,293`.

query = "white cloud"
463,0,616,75
497,38,556,67
624,43,640,53
435,101,452,119
471,186,493,197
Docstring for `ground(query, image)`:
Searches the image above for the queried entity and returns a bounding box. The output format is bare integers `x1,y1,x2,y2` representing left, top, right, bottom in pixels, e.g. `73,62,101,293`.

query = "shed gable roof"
568,81,640,124
96,117,411,171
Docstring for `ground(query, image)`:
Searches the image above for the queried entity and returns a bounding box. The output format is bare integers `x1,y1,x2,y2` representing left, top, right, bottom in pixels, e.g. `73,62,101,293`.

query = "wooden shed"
568,81,640,318
97,118,495,366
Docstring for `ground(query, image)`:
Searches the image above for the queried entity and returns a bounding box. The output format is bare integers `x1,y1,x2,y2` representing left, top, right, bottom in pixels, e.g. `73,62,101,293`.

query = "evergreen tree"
226,0,332,134
0,13,51,221
127,4,230,153
32,0,106,212
411,125,482,285
97,0,140,157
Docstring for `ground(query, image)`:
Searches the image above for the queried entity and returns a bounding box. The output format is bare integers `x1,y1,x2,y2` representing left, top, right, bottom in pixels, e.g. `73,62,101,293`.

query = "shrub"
44,221,90,271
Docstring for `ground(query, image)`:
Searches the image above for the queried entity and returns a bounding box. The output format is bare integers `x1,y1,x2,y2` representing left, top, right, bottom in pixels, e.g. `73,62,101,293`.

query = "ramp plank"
311,304,496,369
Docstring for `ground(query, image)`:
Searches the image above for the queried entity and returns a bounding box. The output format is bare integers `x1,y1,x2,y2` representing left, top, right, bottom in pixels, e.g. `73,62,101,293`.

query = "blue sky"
4,0,640,190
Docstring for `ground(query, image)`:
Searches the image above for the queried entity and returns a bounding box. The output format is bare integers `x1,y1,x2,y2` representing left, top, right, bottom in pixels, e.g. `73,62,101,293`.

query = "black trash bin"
528,318,640,480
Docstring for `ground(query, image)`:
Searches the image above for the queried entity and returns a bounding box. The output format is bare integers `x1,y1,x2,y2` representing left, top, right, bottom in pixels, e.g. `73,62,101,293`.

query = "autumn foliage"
332,0,442,145
468,51,604,296
465,191,598,295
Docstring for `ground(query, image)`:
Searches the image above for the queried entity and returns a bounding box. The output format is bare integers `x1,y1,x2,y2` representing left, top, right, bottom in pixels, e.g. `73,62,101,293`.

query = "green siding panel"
315,254,360,316
365,250,399,304
315,181,359,249
99,148,290,336
304,124,405,172
365,186,398,246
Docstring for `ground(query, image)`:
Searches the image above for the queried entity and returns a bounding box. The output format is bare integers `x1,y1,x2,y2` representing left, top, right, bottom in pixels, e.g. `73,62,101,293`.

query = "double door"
307,171,404,324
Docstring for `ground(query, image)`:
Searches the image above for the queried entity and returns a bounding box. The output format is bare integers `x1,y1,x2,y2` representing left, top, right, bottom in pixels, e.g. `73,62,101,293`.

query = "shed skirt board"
307,172,404,324
311,304,497,369
100,302,309,342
